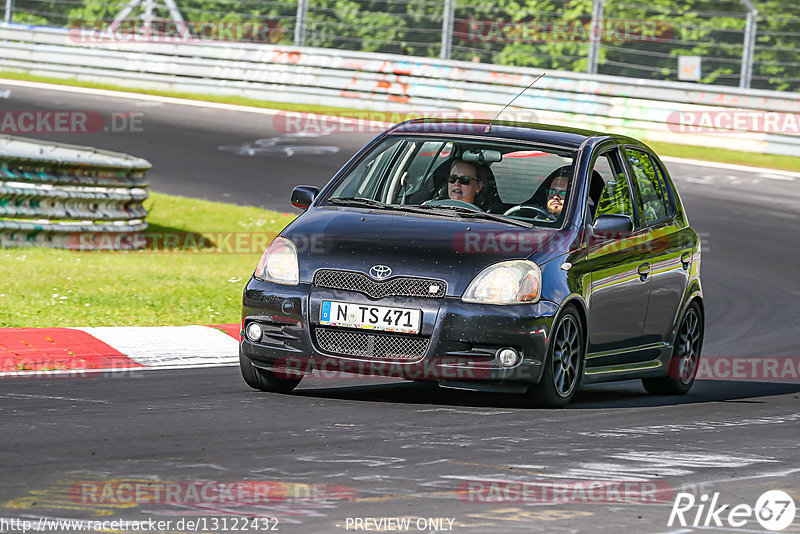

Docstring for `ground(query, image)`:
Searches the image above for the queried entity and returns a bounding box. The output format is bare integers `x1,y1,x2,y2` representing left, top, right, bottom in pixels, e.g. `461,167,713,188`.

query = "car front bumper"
240,278,560,388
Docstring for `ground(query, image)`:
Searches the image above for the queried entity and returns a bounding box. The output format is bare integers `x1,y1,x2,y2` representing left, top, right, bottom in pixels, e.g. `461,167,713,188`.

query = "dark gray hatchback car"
240,120,704,407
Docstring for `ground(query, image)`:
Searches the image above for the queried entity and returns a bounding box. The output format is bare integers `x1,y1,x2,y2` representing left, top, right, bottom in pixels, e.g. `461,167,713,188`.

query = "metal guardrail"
1,25,799,157
0,134,150,249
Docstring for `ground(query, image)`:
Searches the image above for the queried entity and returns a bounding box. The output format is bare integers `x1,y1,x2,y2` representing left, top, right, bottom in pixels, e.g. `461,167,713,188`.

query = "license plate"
320,300,421,334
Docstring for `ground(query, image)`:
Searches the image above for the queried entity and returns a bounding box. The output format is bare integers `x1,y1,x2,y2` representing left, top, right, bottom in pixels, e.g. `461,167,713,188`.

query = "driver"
546,175,569,217
448,160,488,205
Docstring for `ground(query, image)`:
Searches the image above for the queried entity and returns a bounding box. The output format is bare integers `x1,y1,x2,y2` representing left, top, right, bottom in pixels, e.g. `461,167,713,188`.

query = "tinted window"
594,154,634,222
625,148,670,226
491,150,575,204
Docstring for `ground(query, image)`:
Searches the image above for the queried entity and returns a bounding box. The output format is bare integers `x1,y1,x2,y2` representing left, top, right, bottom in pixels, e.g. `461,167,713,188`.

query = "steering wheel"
423,199,485,212
503,204,557,221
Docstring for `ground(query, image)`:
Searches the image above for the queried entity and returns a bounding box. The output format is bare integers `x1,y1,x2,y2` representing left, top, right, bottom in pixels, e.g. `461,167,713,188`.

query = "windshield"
325,136,577,226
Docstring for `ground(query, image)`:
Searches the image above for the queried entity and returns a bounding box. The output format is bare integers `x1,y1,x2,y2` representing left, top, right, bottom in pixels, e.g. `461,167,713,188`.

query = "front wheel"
239,351,302,393
527,307,584,408
642,302,704,395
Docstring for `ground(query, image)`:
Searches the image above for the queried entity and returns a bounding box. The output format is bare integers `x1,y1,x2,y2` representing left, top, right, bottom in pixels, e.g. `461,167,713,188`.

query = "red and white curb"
0,324,240,377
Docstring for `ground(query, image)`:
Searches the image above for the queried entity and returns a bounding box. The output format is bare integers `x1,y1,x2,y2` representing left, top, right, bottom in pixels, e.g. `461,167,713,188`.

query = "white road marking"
0,393,109,404
522,451,778,482
74,325,238,367
417,408,515,415
295,455,406,468
759,173,795,181
610,451,777,468
579,413,800,438
686,176,716,184
680,466,800,489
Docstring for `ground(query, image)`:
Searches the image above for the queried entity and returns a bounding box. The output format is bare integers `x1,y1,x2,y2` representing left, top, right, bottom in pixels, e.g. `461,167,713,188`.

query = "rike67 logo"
669,490,796,531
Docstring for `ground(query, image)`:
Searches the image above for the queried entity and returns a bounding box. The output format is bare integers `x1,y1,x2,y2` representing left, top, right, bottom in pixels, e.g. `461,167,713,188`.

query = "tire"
642,302,704,396
239,351,302,393
527,306,584,408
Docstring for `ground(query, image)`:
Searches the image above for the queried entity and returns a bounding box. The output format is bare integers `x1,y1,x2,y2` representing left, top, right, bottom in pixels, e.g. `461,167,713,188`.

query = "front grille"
315,327,429,360
314,269,446,299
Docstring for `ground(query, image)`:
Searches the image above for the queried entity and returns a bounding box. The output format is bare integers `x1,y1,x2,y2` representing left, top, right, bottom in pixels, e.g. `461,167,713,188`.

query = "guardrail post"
739,0,757,89
294,0,307,47
440,0,455,60
587,0,603,74
4,0,12,24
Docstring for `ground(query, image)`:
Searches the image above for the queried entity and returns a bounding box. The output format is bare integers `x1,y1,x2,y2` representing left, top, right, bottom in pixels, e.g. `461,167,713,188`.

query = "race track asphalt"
1,82,798,533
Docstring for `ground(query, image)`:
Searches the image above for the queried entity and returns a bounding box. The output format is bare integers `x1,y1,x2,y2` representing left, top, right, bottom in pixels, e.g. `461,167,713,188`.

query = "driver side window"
593,151,634,223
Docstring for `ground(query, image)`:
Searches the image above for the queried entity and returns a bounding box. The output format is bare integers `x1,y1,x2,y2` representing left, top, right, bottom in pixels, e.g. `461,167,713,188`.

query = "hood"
282,207,561,296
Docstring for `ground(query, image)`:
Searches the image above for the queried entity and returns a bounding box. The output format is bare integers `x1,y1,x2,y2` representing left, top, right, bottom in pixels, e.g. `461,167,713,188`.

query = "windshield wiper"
328,197,394,209
328,198,531,227
328,197,456,217
414,205,533,228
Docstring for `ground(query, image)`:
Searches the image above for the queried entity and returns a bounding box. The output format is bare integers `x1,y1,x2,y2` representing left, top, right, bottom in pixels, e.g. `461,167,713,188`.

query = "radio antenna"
485,72,545,134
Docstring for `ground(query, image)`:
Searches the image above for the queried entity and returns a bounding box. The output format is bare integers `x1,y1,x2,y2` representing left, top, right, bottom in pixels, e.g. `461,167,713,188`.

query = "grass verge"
0,192,296,327
3,70,800,173
648,141,800,173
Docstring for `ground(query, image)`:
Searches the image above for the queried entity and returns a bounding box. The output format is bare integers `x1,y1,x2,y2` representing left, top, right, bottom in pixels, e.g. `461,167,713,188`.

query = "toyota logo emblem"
369,265,392,280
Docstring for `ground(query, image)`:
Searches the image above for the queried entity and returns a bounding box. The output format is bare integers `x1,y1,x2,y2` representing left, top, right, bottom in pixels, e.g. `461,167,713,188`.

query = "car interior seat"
587,170,605,221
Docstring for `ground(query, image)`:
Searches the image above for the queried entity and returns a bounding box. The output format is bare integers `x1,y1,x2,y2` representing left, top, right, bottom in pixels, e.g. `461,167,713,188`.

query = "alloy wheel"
552,314,581,397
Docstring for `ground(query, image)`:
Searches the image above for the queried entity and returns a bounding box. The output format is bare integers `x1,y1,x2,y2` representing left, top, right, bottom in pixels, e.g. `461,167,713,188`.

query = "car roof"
387,118,615,149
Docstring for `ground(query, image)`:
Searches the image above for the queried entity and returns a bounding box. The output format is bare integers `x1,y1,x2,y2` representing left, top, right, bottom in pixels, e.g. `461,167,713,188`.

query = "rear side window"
625,148,672,226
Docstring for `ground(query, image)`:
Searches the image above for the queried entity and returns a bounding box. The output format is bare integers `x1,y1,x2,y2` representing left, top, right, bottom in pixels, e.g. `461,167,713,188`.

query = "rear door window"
593,152,635,222
624,147,673,227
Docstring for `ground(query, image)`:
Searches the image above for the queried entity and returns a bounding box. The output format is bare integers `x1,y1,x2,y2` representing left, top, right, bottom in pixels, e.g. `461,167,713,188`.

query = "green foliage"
7,0,799,90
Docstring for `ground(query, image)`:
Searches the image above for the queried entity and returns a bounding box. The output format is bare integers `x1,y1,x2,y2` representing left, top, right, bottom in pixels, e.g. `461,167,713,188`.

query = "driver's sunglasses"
448,174,478,186
547,188,567,199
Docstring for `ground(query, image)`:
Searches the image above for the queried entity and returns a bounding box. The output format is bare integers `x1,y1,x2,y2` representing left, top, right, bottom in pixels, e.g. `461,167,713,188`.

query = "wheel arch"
556,294,588,353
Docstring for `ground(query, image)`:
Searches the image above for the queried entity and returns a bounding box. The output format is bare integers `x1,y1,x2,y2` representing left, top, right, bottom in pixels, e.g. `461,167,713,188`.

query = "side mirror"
592,214,633,239
291,186,319,210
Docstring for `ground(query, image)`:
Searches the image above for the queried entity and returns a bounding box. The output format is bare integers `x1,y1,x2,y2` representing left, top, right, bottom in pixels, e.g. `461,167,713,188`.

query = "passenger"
447,160,488,205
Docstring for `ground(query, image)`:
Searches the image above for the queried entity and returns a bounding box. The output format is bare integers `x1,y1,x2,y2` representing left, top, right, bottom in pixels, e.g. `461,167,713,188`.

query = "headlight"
462,260,541,304
254,237,299,285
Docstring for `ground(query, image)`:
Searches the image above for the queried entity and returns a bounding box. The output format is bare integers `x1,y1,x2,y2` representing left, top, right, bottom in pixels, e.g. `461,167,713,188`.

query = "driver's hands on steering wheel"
503,204,557,221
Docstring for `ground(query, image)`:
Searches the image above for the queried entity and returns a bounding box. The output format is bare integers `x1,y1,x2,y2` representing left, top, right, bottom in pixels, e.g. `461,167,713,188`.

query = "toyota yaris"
239,119,704,407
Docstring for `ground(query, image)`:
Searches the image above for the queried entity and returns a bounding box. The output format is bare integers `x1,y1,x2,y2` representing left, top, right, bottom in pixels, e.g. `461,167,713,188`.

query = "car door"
584,147,652,366
623,147,693,353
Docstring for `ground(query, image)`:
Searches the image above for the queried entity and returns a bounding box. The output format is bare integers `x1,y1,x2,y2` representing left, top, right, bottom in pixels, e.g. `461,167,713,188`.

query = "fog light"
497,348,518,367
245,322,262,342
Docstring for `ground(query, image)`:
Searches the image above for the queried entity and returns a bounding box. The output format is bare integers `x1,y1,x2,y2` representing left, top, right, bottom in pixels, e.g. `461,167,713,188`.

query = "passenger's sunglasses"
448,174,479,186
548,188,567,199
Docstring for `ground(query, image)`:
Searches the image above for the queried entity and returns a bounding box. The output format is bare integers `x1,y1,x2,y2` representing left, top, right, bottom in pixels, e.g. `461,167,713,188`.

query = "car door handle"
681,251,692,270
638,262,651,281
